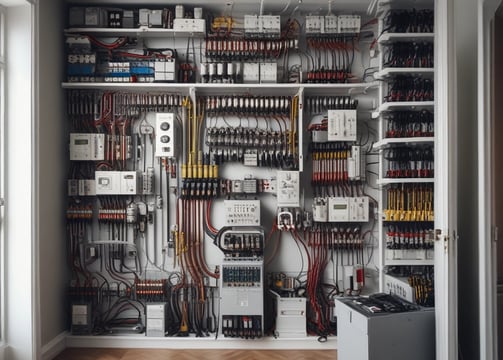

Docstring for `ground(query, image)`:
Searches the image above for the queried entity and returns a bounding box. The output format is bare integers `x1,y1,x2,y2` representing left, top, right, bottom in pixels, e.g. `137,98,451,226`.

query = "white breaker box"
277,171,300,207
243,63,277,84
305,15,361,34
327,109,357,142
271,291,306,338
244,15,281,38
312,198,329,222
71,304,91,335
139,9,164,28
68,179,96,196
313,196,369,222
305,15,337,34
220,259,264,336
154,59,177,82
260,62,277,83
224,200,261,226
146,303,167,337
348,145,364,180
70,133,105,161
173,18,206,33
155,113,175,158
95,171,140,195
220,260,264,312
338,15,361,34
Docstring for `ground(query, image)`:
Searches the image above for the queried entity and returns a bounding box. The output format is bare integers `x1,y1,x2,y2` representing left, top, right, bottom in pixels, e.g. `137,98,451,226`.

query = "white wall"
4,3,34,360
36,0,67,351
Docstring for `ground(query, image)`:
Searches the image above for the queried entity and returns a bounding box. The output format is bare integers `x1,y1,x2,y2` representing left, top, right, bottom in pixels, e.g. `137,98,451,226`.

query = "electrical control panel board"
64,1,435,343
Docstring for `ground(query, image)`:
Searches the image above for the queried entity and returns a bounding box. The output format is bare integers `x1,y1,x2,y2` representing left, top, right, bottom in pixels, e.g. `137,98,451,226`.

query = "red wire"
205,200,218,234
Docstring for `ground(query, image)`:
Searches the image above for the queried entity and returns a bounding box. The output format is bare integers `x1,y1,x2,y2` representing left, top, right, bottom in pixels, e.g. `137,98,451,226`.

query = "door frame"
434,0,458,358
478,1,501,359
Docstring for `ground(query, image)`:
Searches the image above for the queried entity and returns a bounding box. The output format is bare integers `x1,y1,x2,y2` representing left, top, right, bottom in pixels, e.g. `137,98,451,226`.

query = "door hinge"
493,226,498,242
0,198,4,206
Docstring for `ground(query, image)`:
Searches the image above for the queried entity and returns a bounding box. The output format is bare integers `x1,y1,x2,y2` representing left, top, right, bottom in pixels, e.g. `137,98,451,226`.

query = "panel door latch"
431,229,457,252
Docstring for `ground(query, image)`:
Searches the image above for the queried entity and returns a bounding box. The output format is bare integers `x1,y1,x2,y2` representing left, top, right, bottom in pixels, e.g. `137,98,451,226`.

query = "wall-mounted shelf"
65,27,206,38
375,67,434,79
372,101,434,118
302,82,379,95
62,82,195,94
373,137,434,150
379,32,434,44
384,259,435,266
377,178,434,185
61,81,380,96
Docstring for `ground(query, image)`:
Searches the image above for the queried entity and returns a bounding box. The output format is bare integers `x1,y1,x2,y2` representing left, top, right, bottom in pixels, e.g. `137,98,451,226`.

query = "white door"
434,0,458,359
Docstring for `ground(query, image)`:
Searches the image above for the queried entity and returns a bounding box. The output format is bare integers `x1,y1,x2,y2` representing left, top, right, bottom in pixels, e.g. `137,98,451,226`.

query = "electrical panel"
272,295,306,338
224,200,260,226
325,197,368,222
146,303,167,337
155,113,175,158
277,171,300,207
68,179,96,196
172,18,206,33
327,109,357,142
154,60,177,82
95,171,140,195
348,145,363,180
70,133,105,161
71,304,92,335
244,15,281,38
220,260,264,338
328,197,350,222
63,0,436,344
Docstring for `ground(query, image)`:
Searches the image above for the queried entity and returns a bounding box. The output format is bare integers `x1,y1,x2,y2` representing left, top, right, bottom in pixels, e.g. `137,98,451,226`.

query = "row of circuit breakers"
66,4,363,84
69,6,361,34
69,109,357,161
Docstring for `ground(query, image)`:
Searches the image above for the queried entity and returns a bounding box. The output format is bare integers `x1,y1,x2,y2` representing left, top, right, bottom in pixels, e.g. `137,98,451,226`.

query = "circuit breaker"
327,109,357,142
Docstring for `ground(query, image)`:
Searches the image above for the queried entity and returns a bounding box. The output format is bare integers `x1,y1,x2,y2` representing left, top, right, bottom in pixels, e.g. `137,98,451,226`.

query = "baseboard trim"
65,335,337,350
41,331,67,360
0,344,6,360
